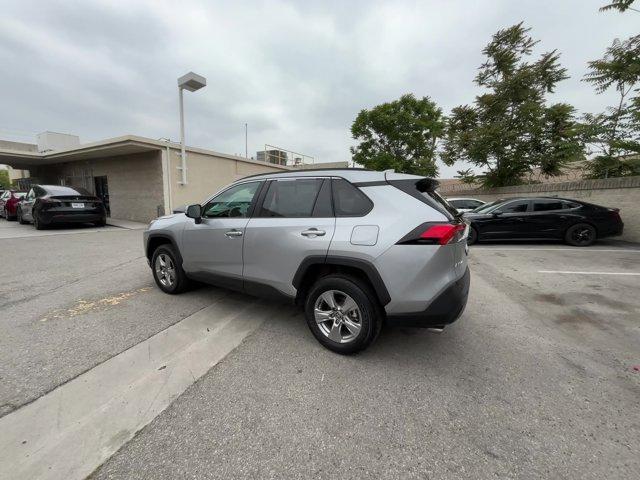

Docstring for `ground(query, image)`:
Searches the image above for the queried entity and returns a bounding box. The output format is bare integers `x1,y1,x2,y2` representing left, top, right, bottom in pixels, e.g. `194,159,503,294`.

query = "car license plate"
71,203,85,208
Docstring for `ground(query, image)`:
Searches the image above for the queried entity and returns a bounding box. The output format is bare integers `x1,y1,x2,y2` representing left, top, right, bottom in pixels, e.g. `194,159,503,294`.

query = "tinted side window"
203,181,261,218
448,200,467,209
497,201,529,213
451,199,482,209
260,179,323,218
332,179,373,217
533,200,564,212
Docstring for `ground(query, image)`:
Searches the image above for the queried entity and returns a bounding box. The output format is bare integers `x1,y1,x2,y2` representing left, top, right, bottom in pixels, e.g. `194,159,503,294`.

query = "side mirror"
186,204,202,224
492,211,503,217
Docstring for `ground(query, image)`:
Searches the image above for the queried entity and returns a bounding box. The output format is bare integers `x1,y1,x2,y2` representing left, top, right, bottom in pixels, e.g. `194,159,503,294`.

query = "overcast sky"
0,0,637,178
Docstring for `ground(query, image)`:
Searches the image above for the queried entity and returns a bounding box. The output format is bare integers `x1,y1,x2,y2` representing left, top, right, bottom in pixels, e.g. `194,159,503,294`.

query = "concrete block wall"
440,176,640,243
168,149,286,209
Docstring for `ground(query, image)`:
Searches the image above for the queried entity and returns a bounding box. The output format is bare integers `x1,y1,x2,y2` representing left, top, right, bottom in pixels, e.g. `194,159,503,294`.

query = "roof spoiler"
416,177,440,192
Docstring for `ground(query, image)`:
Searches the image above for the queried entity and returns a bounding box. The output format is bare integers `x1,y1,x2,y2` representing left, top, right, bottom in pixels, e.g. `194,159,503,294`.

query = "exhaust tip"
426,326,445,334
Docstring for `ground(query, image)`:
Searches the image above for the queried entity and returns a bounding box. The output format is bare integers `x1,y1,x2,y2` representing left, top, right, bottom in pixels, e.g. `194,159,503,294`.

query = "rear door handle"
301,228,326,237
225,229,243,238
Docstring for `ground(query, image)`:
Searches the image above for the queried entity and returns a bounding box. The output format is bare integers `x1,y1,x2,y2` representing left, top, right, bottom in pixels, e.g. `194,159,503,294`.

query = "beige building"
0,133,289,222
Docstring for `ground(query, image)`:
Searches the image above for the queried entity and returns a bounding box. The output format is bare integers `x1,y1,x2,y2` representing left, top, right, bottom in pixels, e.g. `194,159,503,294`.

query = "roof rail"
238,167,372,180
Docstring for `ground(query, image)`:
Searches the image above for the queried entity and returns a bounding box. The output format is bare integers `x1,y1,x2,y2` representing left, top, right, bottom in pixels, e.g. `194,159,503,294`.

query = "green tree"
582,8,640,177
600,0,637,12
0,169,10,189
442,23,584,187
454,168,478,184
350,94,444,176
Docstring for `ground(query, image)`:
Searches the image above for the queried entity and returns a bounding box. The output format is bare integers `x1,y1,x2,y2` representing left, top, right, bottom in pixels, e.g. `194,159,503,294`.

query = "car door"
21,188,37,221
180,180,263,288
527,199,574,239
482,199,531,239
243,177,335,298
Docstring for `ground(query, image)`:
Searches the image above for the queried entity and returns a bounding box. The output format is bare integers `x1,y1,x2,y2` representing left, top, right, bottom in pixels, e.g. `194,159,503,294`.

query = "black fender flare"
292,255,391,306
146,234,184,266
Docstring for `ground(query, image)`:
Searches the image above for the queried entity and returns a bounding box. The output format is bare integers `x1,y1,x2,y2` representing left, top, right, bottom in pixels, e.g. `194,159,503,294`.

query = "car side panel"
243,217,336,297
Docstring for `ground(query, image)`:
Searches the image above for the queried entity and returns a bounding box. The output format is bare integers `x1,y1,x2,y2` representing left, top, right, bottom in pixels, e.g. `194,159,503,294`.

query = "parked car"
17,185,107,229
447,197,486,213
144,169,470,354
0,190,27,220
464,196,623,246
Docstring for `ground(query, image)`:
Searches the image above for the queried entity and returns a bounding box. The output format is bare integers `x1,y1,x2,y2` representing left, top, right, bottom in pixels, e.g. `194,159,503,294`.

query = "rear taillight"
39,198,61,208
610,210,621,222
398,222,466,246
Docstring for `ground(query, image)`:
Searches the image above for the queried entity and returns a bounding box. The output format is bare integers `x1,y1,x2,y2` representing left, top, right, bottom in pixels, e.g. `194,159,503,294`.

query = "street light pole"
245,123,248,158
177,72,207,186
179,88,186,182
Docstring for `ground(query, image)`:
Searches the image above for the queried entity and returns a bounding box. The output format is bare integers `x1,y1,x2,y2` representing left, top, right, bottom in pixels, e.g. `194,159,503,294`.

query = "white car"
446,197,486,213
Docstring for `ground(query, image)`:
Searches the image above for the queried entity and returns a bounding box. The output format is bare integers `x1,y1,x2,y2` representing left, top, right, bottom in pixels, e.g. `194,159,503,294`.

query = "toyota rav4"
143,169,470,354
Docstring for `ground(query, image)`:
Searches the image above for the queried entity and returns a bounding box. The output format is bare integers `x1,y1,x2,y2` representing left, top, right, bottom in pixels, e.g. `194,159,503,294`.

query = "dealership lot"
0,224,638,479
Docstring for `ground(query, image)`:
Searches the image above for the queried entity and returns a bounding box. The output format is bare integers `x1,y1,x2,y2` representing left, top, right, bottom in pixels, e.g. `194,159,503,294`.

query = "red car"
0,190,27,220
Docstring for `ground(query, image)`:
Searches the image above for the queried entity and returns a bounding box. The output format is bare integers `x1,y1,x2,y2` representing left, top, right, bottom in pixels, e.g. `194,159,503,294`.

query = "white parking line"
538,270,640,276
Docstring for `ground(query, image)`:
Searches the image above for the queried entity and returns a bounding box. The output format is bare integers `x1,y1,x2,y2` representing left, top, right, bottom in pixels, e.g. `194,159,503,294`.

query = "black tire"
17,208,28,225
565,223,596,247
151,244,190,294
95,218,107,227
305,274,382,355
467,226,478,245
33,213,45,230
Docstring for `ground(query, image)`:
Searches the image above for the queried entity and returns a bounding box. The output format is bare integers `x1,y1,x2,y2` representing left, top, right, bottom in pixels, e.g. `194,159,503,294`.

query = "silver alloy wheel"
155,253,176,288
314,290,362,344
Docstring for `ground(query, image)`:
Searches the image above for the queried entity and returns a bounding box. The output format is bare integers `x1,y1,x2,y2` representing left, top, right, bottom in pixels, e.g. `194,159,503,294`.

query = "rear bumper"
385,267,470,328
40,211,105,224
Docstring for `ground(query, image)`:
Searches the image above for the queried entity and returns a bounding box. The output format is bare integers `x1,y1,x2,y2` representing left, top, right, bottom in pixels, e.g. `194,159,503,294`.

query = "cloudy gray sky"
0,0,637,177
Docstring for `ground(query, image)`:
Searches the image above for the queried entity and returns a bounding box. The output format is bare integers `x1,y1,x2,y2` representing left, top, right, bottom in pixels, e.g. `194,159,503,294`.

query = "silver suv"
143,169,470,354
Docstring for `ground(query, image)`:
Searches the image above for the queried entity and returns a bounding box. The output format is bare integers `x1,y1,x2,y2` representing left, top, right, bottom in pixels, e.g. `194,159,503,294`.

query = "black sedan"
17,185,107,229
464,197,623,246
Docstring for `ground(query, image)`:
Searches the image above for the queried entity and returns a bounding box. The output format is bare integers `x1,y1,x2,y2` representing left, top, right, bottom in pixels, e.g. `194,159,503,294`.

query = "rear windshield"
44,186,92,196
389,178,458,220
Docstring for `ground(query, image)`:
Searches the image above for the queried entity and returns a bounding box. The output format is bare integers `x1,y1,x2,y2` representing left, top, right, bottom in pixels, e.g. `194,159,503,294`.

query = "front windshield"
471,200,503,213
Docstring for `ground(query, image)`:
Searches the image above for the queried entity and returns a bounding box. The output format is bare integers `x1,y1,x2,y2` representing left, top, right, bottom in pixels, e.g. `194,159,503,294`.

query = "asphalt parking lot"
0,220,638,479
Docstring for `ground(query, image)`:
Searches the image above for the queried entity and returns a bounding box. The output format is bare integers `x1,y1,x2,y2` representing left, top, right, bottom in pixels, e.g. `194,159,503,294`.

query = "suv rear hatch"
386,173,468,279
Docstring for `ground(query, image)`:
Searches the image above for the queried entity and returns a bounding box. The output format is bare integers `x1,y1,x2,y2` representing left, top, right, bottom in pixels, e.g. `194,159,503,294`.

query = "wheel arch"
146,234,183,265
293,255,391,306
